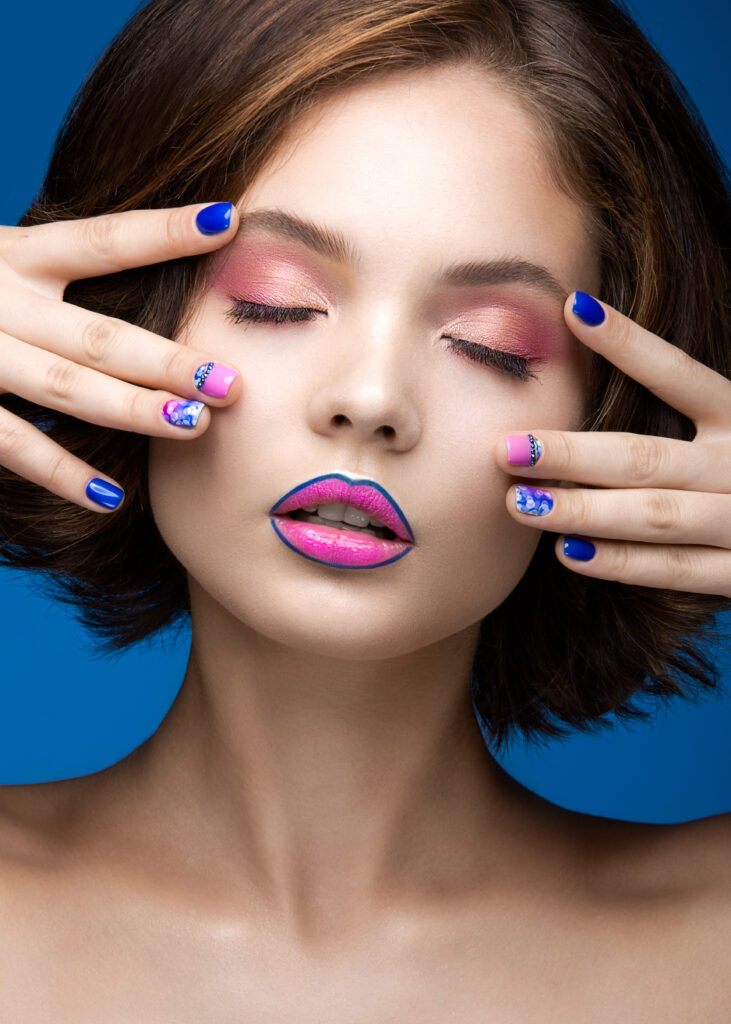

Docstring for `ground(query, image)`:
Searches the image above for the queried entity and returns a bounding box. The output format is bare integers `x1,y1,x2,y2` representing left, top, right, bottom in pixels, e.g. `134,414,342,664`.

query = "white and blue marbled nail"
515,484,554,516
161,399,205,428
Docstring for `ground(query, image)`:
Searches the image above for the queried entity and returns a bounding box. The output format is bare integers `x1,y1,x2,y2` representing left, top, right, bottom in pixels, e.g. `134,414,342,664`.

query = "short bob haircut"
1,0,729,753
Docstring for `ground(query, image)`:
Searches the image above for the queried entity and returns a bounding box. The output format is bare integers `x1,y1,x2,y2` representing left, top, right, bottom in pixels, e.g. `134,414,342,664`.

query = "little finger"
0,404,125,513
555,536,731,598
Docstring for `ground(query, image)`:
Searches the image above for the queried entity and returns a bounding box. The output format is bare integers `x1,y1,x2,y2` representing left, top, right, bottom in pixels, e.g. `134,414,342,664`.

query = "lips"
268,473,415,570
269,473,415,544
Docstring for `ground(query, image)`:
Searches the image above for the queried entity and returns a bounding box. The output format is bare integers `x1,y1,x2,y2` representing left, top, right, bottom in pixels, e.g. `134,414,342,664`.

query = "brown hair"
2,0,729,753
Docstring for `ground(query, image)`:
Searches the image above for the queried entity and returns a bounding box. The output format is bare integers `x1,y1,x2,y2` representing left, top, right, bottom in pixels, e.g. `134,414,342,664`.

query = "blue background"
0,0,728,821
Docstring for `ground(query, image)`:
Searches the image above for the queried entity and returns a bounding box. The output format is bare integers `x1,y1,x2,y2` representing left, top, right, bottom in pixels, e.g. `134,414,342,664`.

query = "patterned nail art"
515,485,554,516
162,399,205,428
506,433,543,467
194,361,238,398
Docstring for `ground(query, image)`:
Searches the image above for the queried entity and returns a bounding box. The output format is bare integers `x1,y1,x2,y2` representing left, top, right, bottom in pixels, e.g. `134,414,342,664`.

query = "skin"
0,65,729,1020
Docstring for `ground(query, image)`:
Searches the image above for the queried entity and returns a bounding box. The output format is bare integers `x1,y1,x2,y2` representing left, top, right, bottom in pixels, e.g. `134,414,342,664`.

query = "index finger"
565,291,731,428
5,202,239,285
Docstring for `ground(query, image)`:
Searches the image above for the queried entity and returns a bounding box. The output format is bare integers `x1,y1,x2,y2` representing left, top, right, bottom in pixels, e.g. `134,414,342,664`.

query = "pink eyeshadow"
440,300,564,361
207,241,333,306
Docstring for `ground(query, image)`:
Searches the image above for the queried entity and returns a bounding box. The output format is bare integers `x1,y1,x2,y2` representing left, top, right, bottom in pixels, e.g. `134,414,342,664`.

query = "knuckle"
82,214,117,258
123,386,151,429
609,311,634,355
642,490,679,533
0,418,29,460
162,344,193,383
163,211,187,251
664,547,700,590
569,487,594,529
605,543,632,581
624,435,665,483
43,357,79,401
665,342,692,381
44,449,69,493
79,314,119,364
548,432,575,472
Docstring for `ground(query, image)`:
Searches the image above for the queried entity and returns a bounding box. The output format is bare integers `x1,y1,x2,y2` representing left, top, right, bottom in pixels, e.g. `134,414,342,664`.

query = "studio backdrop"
0,0,729,822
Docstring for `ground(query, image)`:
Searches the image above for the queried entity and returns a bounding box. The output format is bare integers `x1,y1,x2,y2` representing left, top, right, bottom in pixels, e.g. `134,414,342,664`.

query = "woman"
0,0,728,1016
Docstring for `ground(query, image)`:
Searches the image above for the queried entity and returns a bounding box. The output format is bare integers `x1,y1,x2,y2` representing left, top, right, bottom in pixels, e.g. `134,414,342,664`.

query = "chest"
3,885,728,1023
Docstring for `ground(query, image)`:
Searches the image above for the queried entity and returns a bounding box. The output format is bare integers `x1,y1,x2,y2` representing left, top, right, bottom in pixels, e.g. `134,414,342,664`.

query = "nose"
305,325,422,453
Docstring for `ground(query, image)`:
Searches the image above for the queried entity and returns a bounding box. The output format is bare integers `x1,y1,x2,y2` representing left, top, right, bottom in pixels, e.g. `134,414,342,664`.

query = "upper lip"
269,473,415,544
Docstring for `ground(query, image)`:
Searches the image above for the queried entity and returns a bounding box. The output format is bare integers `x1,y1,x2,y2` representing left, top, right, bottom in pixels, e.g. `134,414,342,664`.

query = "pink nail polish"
193,361,239,398
506,434,543,467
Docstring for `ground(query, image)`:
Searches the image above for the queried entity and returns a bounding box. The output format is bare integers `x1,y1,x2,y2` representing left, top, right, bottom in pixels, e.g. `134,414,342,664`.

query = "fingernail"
162,399,205,428
86,478,124,510
572,291,605,326
563,536,596,561
515,485,554,516
194,361,239,398
195,202,233,235
506,433,543,467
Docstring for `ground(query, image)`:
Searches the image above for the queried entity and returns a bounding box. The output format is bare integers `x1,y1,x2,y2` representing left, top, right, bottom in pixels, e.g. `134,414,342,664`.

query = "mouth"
268,473,415,569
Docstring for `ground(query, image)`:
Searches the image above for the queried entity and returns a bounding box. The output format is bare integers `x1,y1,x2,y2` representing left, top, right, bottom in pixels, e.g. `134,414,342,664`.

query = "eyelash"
225,299,539,382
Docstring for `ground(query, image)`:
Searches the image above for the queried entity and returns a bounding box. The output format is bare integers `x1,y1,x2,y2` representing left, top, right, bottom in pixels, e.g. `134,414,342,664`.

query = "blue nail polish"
515,485,554,516
86,478,124,510
572,291,605,326
563,536,596,561
195,202,233,235
162,399,205,428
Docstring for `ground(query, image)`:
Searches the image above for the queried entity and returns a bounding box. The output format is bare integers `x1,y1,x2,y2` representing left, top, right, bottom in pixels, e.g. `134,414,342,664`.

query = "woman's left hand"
498,291,731,598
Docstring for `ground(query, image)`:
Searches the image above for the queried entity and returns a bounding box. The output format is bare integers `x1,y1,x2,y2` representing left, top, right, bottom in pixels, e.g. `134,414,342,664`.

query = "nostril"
381,425,395,438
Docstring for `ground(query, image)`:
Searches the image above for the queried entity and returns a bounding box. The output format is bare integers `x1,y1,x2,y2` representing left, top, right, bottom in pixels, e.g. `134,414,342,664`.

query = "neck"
109,580,528,940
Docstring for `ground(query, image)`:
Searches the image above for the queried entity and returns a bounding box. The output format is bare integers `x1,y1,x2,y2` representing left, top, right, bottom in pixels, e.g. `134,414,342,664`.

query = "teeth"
343,505,370,528
314,503,388,531
316,503,347,522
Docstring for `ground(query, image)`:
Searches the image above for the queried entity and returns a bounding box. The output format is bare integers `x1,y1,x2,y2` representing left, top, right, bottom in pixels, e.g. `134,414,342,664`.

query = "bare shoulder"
0,777,88,866
582,806,731,898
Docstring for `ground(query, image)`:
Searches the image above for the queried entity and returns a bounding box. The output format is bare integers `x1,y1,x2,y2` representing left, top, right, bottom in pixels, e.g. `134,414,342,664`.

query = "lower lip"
270,515,414,568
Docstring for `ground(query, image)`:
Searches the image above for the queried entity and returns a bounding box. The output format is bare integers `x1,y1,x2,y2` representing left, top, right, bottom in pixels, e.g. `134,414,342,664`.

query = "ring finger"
0,329,212,437
507,483,731,549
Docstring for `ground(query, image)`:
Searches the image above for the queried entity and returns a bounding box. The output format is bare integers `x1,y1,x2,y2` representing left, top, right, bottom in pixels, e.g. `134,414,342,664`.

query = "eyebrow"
237,208,567,301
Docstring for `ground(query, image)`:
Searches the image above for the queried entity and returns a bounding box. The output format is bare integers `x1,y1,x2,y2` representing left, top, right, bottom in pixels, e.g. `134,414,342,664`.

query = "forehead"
240,63,596,292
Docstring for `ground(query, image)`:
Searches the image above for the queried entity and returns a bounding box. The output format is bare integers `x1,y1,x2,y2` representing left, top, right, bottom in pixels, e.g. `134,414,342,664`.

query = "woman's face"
148,63,599,660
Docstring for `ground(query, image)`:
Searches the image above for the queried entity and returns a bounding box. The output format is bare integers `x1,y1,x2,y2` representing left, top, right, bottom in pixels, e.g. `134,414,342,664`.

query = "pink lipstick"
269,473,415,569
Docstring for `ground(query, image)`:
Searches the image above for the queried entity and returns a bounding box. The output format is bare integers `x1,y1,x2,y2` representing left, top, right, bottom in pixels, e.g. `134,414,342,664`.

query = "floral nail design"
162,399,205,428
515,485,554,516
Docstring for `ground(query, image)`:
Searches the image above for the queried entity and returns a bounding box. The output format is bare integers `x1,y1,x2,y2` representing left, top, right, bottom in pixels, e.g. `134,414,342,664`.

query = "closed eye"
442,337,536,382
442,337,539,382
225,299,539,381
226,298,324,325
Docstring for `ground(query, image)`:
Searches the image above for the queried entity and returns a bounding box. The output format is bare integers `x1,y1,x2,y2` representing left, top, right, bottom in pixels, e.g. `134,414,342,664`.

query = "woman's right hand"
0,201,242,512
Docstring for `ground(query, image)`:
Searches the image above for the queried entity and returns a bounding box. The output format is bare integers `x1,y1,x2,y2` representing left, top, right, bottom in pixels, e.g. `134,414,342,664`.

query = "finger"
564,292,731,428
554,535,731,599
0,330,212,438
0,277,241,405
0,404,125,514
507,484,731,549
497,430,730,494
4,202,239,285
